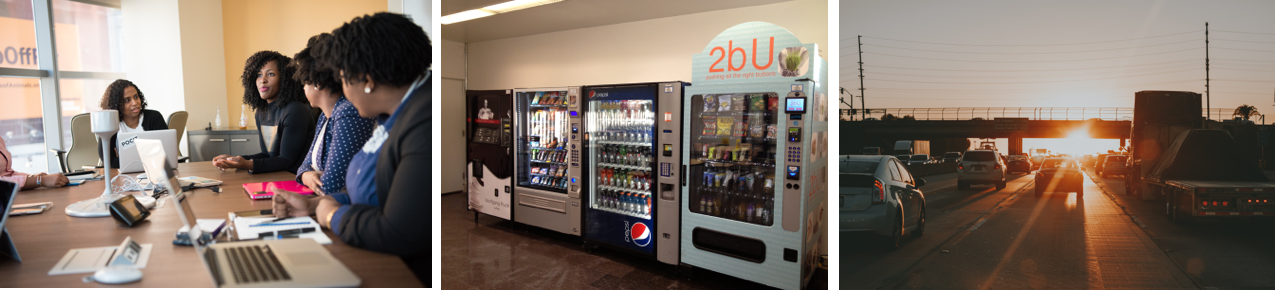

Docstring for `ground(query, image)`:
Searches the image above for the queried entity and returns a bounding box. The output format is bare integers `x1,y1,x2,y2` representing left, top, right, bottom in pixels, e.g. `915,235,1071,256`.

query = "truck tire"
1140,183,1160,201
996,180,1006,190
1167,190,1193,225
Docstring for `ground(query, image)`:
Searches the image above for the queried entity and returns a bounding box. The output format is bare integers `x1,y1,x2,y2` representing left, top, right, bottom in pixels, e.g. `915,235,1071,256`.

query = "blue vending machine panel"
584,208,655,254
582,84,660,257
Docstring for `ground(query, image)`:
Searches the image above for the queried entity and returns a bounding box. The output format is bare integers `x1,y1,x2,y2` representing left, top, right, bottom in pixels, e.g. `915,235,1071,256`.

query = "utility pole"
858,35,866,120
1206,22,1211,122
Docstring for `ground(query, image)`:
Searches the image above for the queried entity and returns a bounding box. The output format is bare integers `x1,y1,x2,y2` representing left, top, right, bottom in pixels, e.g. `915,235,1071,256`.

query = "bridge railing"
840,108,1238,122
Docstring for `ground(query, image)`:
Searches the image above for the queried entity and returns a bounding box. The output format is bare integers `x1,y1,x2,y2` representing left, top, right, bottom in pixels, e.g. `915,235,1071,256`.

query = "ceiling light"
484,0,564,14
441,0,566,25
440,9,495,25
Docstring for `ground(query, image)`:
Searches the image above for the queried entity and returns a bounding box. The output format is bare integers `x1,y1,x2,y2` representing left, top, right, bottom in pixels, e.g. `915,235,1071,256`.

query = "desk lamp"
66,110,120,217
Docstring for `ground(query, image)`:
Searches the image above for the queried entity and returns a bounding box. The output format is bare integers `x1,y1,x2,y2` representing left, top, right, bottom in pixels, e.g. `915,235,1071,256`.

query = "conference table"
0,162,422,287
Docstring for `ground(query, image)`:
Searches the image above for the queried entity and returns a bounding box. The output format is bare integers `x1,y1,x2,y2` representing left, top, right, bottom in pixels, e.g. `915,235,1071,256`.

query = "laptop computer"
118,129,178,173
136,139,360,287
0,180,21,262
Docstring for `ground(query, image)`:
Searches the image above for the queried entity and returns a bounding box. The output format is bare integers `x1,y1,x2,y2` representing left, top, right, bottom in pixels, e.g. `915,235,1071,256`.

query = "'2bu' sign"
692,22,818,83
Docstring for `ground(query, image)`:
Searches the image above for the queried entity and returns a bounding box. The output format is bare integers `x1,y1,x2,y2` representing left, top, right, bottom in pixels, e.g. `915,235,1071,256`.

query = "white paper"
232,216,331,244
47,244,153,276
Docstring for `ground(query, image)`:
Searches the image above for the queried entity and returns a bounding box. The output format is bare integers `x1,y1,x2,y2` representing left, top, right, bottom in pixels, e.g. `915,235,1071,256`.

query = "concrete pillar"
1009,136,1023,156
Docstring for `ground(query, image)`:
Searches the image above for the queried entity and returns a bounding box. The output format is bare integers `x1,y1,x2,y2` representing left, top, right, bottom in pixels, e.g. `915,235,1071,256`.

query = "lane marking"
967,217,988,232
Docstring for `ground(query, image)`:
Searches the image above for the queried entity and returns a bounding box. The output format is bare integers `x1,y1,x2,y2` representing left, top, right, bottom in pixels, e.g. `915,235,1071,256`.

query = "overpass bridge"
841,107,1241,155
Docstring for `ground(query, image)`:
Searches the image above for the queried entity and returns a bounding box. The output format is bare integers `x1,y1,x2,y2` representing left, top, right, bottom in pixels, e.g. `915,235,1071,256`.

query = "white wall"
440,39,466,193
122,0,229,156
457,0,828,254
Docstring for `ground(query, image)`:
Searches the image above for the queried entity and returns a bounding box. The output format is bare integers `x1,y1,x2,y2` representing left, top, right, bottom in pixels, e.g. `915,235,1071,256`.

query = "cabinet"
188,130,262,162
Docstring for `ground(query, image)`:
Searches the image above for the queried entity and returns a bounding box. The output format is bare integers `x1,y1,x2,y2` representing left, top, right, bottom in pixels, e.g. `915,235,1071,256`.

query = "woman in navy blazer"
291,33,376,195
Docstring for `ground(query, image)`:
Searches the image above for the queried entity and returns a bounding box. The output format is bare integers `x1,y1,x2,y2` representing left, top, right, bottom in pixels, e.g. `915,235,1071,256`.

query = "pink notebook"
243,181,316,200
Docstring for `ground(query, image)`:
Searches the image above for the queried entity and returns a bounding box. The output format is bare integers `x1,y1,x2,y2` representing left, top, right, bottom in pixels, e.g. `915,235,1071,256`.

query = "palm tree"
1234,104,1260,121
881,114,899,121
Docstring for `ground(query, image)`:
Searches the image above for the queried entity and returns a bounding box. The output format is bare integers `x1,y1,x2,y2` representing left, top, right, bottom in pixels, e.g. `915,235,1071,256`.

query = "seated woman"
292,33,376,195
272,12,432,286
213,51,314,174
98,79,168,168
1,137,68,190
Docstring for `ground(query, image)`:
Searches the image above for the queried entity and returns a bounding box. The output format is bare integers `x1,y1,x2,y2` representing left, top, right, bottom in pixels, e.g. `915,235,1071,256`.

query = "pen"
248,221,313,227
257,216,292,225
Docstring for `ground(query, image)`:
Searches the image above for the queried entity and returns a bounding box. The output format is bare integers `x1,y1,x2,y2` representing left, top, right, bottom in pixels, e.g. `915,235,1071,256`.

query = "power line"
1214,38,1275,45
864,65,1199,79
850,30,1201,47
1214,29,1275,36
1212,79,1275,83
1214,91,1275,95
867,69,1199,84
860,39,1200,55
864,47,1202,63
1214,47,1275,53
867,79,1202,94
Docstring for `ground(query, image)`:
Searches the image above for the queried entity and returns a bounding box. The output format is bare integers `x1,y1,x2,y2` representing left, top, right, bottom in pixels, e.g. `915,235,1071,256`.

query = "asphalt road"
841,166,1275,289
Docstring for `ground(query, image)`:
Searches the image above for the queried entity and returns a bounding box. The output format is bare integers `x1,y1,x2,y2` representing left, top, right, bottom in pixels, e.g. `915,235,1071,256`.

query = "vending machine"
513,87,582,235
681,22,828,290
580,82,687,265
466,90,514,220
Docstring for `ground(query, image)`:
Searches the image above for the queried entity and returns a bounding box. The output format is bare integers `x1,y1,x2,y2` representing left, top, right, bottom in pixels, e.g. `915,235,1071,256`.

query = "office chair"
168,111,189,162
49,113,99,173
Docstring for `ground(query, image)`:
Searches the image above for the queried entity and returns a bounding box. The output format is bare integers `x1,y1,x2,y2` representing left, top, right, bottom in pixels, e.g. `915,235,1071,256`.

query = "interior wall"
120,0,185,132
440,39,466,193
220,0,388,129
177,0,227,151
456,0,827,254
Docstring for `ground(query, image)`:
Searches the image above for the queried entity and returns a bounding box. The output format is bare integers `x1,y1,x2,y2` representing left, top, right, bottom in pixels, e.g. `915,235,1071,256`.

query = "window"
0,0,124,173
841,160,880,174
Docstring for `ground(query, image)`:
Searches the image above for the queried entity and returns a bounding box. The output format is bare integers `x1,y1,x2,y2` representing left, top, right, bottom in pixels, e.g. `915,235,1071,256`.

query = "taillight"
1223,201,1229,206
1201,201,1208,207
994,164,1001,170
871,179,885,205
1212,201,1218,207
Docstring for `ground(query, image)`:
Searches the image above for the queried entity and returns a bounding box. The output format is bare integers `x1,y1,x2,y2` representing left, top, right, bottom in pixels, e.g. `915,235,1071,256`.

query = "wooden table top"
0,162,422,287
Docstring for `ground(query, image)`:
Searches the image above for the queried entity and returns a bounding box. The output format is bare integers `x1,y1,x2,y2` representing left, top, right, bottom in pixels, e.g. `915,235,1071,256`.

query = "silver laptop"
0,180,20,262
137,139,361,287
118,129,178,173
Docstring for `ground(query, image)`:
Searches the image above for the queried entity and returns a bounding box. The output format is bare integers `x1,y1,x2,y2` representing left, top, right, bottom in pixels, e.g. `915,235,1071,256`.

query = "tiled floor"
441,193,828,290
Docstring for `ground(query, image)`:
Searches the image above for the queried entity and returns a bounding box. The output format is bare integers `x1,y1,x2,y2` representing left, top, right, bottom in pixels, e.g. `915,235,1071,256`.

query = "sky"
838,0,1275,116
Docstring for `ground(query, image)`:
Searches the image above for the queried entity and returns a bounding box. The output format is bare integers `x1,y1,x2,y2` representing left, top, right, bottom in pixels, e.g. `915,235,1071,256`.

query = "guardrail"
840,108,1239,122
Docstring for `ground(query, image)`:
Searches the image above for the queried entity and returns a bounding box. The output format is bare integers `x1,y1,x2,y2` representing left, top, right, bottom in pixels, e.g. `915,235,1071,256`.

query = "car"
1006,155,1032,174
1030,155,1046,170
840,155,926,249
907,154,934,166
1099,155,1128,178
1093,154,1111,176
957,150,1006,190
942,152,962,163
863,147,881,155
1035,158,1084,197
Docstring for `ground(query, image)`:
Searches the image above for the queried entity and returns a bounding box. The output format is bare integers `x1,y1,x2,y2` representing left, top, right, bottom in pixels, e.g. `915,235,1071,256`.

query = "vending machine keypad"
787,146,802,163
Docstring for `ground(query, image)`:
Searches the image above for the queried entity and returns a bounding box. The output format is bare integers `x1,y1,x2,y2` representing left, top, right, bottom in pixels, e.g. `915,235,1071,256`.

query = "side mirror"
915,178,926,187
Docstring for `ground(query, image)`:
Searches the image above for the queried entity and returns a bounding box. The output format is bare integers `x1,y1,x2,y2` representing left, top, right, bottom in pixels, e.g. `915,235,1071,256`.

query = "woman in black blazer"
98,79,168,169
212,51,314,174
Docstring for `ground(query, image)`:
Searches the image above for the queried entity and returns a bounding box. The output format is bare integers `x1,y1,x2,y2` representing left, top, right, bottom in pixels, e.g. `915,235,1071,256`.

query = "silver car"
1099,155,1128,178
840,155,927,249
958,150,1006,190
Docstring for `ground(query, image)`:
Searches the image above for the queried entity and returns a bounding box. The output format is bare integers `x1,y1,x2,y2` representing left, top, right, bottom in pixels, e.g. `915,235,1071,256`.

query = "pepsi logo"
589,91,595,99
630,222,652,247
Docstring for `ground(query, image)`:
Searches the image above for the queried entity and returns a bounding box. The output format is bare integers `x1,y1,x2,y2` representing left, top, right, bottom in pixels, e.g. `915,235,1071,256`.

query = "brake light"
1202,201,1208,207
1223,201,1229,206
871,179,885,205
1212,201,1218,207
994,164,1001,170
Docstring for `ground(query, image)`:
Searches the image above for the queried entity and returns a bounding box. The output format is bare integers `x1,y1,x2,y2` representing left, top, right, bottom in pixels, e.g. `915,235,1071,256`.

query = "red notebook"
242,181,316,200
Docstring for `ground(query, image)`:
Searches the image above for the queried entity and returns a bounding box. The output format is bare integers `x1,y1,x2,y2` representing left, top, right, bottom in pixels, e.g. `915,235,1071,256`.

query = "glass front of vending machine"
513,87,582,236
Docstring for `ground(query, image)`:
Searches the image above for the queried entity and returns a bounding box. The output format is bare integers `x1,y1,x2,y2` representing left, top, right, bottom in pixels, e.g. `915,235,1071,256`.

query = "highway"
841,166,1275,289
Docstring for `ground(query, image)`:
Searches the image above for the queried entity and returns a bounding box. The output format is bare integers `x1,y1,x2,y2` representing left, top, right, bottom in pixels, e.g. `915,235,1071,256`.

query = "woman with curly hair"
292,33,376,195
271,12,432,285
98,79,168,168
212,51,315,174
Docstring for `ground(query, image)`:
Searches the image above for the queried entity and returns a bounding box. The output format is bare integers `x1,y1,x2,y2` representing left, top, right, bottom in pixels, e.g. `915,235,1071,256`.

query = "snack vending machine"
681,22,828,290
581,82,686,265
466,90,513,220
513,88,582,235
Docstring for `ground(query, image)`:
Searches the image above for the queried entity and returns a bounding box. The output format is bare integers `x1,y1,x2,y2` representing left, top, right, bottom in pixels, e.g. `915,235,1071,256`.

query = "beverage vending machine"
681,22,828,290
581,82,686,265
466,90,514,220
513,87,582,235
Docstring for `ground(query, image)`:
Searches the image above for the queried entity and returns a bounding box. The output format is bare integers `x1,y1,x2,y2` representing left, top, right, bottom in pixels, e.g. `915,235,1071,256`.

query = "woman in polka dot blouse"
291,33,377,195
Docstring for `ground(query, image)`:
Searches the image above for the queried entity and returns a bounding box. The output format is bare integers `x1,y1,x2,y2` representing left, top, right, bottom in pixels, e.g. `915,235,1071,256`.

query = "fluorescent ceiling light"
442,0,566,25
484,0,564,14
440,9,495,25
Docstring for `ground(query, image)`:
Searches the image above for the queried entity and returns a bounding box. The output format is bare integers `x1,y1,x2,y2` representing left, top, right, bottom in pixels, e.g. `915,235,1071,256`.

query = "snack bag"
750,94,766,111
767,95,779,110
717,117,734,136
703,95,717,112
702,116,717,136
750,124,765,138
731,95,746,111
719,96,732,112
766,124,777,139
734,121,747,137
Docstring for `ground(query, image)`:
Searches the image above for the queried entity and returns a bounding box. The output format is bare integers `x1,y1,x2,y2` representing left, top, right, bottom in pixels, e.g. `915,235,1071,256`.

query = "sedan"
1035,158,1084,197
1006,155,1032,174
1099,155,1128,178
840,155,927,249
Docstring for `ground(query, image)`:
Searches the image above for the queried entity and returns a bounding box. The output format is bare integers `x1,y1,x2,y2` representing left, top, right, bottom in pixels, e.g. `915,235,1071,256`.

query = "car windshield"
911,155,929,161
964,151,995,161
842,161,880,174
944,153,961,158
1106,156,1128,163
1009,156,1027,161
1041,159,1078,168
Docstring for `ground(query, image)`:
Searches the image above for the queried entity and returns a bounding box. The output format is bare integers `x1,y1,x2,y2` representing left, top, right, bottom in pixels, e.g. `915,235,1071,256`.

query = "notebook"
242,181,315,200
